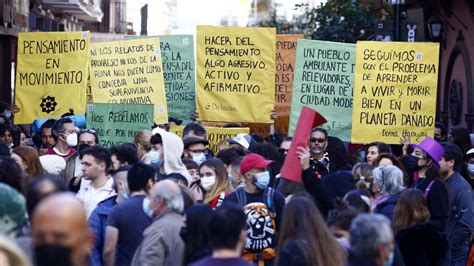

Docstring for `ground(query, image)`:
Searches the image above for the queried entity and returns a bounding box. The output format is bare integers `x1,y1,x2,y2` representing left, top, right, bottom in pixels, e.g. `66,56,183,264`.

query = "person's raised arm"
297,146,334,217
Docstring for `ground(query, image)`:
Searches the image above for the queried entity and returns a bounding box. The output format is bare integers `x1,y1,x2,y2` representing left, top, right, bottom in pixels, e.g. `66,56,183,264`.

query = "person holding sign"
309,128,353,177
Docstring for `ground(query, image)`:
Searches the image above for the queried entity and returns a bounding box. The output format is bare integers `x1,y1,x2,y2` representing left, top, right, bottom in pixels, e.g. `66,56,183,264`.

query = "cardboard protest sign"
275,34,303,117
89,38,168,124
289,40,355,141
196,26,276,123
351,41,439,144
86,103,154,147
15,31,90,124
127,35,196,124
248,34,302,136
280,106,327,183
170,125,250,154
248,116,290,138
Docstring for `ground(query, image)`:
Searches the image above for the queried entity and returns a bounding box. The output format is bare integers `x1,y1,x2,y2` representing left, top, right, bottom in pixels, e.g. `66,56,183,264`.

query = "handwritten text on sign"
86,103,154,147
275,34,303,117
290,40,354,141
89,38,168,124
126,35,196,123
196,26,276,123
170,125,250,154
15,31,90,124
351,41,439,144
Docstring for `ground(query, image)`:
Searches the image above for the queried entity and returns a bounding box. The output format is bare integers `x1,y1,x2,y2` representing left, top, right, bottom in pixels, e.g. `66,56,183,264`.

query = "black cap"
183,137,209,149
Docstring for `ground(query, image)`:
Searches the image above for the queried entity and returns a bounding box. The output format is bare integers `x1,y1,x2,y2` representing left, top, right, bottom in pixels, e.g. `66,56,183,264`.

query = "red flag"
280,106,327,182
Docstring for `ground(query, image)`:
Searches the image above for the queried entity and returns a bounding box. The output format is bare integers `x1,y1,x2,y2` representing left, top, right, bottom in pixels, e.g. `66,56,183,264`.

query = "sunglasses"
81,128,96,134
310,137,326,143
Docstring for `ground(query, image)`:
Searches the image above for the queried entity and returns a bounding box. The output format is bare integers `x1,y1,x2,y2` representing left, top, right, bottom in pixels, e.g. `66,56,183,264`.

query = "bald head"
32,193,92,266
149,180,183,216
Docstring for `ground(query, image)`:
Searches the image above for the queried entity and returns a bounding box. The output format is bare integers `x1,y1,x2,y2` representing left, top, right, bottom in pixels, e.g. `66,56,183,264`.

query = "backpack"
235,187,277,253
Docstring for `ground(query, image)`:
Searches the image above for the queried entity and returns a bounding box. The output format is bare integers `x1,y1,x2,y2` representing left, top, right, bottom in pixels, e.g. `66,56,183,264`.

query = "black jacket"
302,168,334,217
276,240,308,266
396,222,451,266
311,136,353,177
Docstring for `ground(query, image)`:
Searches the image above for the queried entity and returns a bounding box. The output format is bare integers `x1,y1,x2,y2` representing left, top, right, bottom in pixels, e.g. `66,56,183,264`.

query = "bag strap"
264,187,275,213
423,180,435,199
236,188,247,207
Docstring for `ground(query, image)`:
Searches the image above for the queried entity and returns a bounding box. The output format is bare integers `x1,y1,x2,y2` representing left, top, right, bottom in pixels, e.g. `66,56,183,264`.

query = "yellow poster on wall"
196,26,276,123
351,41,439,144
15,31,90,124
89,38,168,124
170,125,250,154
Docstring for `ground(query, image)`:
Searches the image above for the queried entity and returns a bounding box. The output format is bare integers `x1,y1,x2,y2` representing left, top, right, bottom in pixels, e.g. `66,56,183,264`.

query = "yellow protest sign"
170,125,250,154
15,31,90,124
196,26,276,123
351,41,439,144
89,38,168,124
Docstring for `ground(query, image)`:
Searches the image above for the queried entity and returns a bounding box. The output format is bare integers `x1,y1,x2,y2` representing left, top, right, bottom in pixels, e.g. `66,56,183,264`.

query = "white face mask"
200,175,216,190
66,133,78,147
192,152,206,165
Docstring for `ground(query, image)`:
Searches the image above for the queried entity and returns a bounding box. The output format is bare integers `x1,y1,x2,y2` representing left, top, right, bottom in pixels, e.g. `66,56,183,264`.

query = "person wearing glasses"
183,137,210,165
309,127,353,177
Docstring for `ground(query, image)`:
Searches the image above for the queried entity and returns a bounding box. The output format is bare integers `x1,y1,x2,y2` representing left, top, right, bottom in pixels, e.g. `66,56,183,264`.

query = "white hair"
39,155,66,175
373,165,405,195
153,181,184,213
349,213,393,263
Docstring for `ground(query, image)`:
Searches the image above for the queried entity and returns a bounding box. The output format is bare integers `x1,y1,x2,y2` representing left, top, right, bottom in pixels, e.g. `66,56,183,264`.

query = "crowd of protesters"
0,100,472,266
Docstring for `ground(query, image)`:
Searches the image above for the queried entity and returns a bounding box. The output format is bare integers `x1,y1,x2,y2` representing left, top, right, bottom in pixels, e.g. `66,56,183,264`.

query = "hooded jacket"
160,132,192,184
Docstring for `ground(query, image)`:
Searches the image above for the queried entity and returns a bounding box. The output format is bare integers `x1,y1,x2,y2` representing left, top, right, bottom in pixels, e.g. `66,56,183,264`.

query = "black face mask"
403,155,422,172
35,244,73,266
78,144,92,152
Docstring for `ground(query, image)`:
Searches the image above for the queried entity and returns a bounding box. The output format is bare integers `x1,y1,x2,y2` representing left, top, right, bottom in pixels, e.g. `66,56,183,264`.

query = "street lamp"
427,15,444,41
390,0,405,41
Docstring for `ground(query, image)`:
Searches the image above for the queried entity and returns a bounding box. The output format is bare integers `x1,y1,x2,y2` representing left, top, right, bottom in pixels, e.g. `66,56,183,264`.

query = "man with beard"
309,128,352,177
62,129,99,188
76,146,115,218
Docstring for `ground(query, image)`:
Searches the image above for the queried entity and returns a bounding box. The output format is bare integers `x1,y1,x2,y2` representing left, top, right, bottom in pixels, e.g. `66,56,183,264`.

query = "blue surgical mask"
142,197,153,218
121,192,130,201
148,150,163,166
254,171,270,190
468,164,474,175
5,111,11,120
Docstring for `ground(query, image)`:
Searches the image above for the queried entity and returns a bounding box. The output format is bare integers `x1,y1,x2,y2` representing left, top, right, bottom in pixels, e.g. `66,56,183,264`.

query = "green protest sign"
86,103,154,147
289,40,355,140
126,35,196,124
